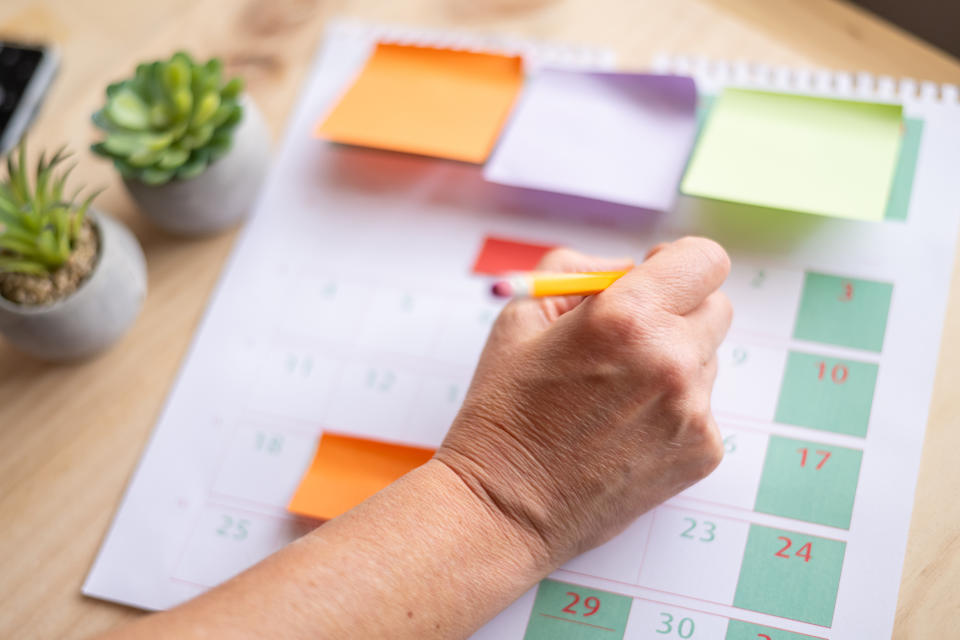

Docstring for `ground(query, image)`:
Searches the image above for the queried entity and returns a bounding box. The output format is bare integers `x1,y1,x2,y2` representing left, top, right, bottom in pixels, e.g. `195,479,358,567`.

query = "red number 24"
775,536,812,562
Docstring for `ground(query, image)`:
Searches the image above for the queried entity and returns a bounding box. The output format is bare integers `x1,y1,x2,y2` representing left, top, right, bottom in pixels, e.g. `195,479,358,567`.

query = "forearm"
100,460,550,640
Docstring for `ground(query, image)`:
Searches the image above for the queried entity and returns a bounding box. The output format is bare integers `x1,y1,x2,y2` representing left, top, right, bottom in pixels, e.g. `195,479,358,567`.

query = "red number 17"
797,447,831,469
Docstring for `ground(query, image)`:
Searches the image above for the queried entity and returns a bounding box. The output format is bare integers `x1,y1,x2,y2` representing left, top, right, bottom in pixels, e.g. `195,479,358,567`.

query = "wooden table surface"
1,0,958,637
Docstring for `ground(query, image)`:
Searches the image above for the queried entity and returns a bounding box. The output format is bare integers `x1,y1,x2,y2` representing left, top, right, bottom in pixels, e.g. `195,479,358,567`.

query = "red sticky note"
288,433,436,521
472,235,555,275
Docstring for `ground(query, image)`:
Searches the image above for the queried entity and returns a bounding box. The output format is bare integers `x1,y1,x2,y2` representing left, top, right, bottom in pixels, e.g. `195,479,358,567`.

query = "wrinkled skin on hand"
436,237,733,567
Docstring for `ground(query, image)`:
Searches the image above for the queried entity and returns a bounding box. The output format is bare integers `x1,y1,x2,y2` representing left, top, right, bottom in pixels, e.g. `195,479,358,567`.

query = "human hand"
436,237,732,569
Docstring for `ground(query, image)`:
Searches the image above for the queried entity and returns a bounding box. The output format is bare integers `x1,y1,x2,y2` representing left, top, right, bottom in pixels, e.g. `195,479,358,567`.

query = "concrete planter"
0,211,147,360
123,97,271,235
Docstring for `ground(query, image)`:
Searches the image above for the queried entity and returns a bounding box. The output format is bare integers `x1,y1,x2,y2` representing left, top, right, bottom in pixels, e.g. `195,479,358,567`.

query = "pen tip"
491,280,513,298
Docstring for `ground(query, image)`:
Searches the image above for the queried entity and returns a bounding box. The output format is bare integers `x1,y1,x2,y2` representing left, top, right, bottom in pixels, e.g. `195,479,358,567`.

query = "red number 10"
562,592,600,617
817,361,848,383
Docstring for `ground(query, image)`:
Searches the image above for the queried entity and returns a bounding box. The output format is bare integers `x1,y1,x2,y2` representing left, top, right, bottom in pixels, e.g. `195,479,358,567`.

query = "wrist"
421,458,553,576
427,449,556,570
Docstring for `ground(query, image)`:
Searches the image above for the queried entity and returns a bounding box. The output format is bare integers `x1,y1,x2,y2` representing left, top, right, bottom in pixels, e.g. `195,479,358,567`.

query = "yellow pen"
491,271,628,298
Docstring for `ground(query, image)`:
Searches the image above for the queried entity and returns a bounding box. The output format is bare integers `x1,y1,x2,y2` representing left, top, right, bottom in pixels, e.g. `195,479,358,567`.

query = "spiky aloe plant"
91,52,244,186
0,143,100,275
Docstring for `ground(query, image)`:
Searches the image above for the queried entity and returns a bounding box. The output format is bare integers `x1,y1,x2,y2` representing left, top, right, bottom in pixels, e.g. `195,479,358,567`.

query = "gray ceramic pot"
123,97,271,235
0,210,147,360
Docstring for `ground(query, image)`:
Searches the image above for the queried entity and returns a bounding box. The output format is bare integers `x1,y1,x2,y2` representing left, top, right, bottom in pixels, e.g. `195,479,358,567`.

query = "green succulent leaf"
139,167,176,185
207,131,233,161
105,82,125,98
157,147,190,170
172,50,195,67
91,109,114,133
164,57,191,93
103,133,143,156
90,141,117,160
149,103,172,129
176,151,209,180
172,87,193,119
107,88,151,129
192,92,220,127
113,158,139,179
127,146,164,168
0,256,49,275
182,123,215,150
0,234,43,259
219,105,243,130
221,77,244,100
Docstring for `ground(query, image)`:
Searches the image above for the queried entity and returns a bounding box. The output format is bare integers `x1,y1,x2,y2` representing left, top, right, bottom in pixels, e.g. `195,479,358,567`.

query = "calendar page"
84,22,960,640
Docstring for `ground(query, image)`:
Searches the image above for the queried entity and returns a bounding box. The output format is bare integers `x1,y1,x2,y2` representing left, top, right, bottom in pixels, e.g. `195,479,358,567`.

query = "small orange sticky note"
288,432,436,520
315,43,524,163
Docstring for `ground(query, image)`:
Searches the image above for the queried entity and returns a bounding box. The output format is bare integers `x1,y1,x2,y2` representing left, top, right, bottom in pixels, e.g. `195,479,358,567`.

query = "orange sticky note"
288,432,436,520
315,43,524,163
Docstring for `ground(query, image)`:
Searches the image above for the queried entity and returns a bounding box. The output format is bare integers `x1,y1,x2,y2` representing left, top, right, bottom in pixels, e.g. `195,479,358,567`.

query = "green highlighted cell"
793,272,893,352
885,117,924,222
725,619,821,640
755,436,863,529
733,525,845,626
523,579,632,640
774,351,878,437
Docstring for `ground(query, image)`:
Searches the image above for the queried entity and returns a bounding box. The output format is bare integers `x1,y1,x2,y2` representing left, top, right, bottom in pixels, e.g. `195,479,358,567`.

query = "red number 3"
840,282,854,301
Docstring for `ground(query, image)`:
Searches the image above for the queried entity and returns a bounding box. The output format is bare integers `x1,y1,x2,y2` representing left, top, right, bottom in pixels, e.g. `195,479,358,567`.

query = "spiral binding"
651,53,960,106
327,19,617,71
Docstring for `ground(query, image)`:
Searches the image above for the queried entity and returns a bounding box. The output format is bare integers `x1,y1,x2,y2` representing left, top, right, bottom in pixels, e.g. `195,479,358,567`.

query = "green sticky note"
755,435,863,528
682,88,903,221
725,619,820,640
793,271,893,352
734,525,845,626
523,579,632,640
774,351,878,437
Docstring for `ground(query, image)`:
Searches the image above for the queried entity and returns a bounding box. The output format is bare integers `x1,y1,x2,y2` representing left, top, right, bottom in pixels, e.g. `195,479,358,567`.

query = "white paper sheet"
84,22,960,640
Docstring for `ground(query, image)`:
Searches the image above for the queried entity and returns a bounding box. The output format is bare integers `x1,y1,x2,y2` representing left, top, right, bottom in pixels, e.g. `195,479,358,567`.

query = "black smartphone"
0,41,58,154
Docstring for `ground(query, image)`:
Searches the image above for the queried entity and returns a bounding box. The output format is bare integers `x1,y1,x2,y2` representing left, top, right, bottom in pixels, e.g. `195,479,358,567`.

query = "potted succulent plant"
0,143,147,360
91,52,270,235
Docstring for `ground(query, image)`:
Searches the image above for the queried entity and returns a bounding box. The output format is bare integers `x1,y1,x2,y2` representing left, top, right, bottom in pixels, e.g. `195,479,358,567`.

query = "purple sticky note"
484,69,698,212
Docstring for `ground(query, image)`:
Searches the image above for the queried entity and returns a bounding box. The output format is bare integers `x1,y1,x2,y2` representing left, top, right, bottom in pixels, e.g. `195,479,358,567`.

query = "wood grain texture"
0,1,957,637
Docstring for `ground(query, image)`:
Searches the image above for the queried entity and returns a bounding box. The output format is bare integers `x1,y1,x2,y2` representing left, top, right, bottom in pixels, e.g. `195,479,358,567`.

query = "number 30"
657,612,695,637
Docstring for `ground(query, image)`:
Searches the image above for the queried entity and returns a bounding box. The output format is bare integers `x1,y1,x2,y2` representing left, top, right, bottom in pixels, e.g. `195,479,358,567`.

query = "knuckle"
494,302,526,331
655,348,699,393
582,298,644,343
686,413,724,477
680,236,731,278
